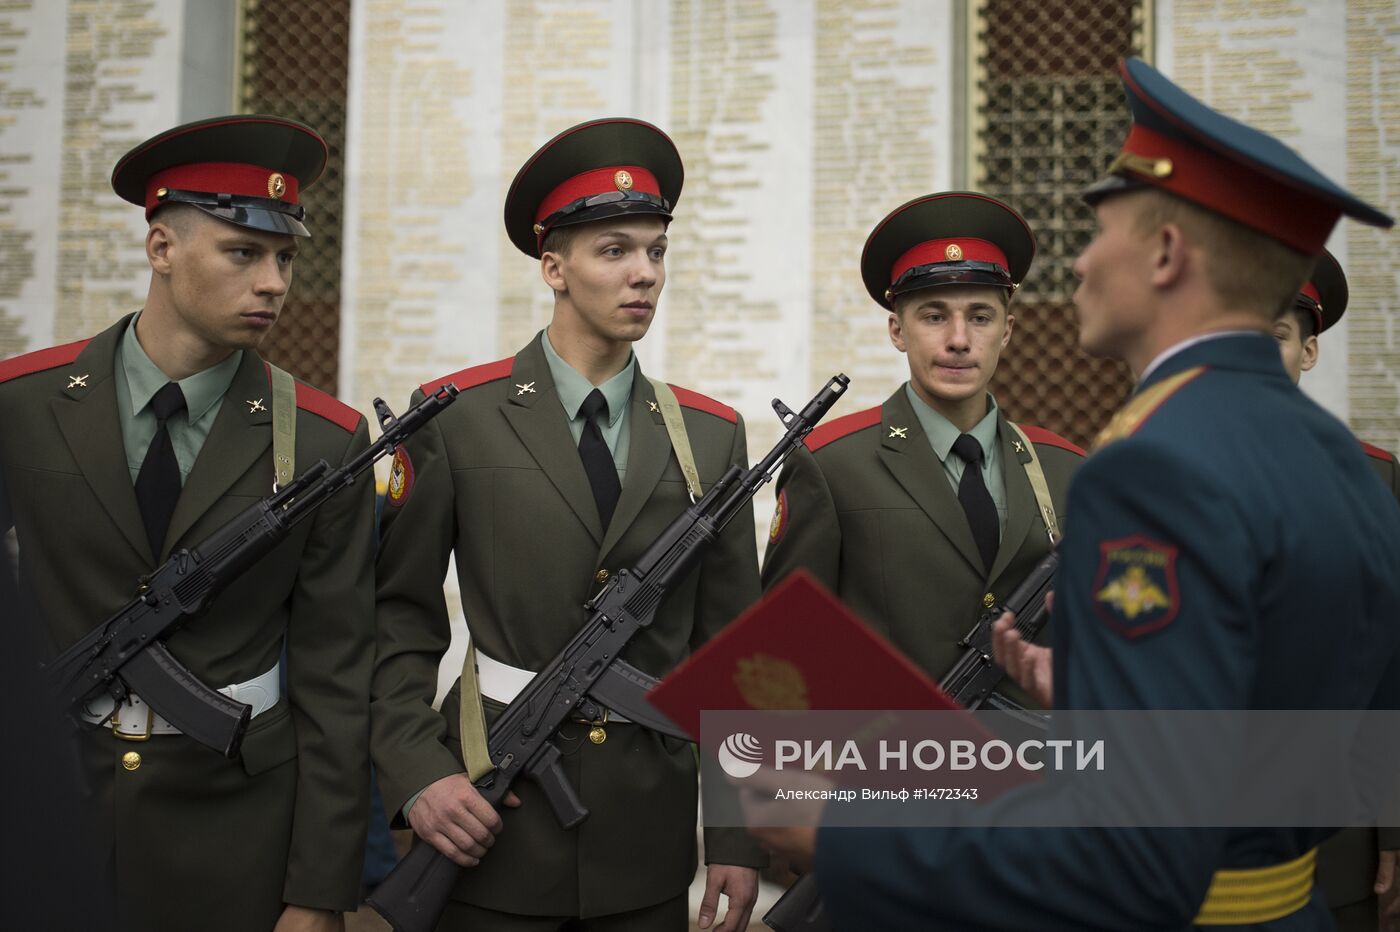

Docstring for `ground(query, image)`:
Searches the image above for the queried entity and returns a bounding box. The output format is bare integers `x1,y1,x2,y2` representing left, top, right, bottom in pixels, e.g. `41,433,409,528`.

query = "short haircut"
1131,189,1313,320
540,224,579,258
149,202,204,237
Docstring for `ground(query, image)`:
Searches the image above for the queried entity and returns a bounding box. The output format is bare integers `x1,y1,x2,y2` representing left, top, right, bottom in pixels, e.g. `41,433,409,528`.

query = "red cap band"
1299,280,1320,304
145,161,299,218
1297,280,1323,332
1120,124,1337,254
534,165,660,228
891,237,1009,286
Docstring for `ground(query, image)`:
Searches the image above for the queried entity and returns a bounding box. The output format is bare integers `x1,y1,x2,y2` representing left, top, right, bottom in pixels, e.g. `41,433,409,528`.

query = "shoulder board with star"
420,357,513,396
1017,424,1086,457
668,384,737,424
804,406,882,453
265,367,362,433
1092,367,1208,451
0,338,92,385
1360,441,1396,464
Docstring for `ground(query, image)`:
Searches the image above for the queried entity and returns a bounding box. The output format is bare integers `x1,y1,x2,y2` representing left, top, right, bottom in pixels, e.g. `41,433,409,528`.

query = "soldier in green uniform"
1272,250,1400,930
1274,249,1400,498
370,118,765,931
0,117,375,932
760,192,1083,700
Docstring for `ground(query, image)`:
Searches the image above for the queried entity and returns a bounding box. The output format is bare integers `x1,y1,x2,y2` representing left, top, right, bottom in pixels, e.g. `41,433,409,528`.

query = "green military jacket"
0,315,375,930
1316,440,1400,922
371,332,766,918
761,385,1083,705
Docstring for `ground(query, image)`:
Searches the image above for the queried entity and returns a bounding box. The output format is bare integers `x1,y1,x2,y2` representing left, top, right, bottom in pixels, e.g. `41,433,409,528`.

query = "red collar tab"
891,237,1009,285
1116,124,1337,254
145,161,300,219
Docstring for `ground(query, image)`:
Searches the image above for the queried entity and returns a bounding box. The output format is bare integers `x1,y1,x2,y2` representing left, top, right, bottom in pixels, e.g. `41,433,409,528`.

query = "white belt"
81,663,281,739
475,649,630,723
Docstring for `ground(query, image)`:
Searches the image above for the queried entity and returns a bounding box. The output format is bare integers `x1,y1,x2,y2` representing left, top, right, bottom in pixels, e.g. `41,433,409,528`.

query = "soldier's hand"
992,593,1054,708
1377,849,1399,925
407,773,521,867
271,905,343,932
698,864,759,932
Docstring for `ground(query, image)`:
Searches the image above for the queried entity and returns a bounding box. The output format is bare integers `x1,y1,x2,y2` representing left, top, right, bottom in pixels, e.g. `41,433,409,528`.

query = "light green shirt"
542,328,634,483
904,382,1007,534
115,315,242,484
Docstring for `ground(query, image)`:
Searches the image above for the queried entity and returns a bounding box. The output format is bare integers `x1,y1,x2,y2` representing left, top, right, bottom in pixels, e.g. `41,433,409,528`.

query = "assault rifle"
368,374,851,932
763,550,1058,932
45,385,461,758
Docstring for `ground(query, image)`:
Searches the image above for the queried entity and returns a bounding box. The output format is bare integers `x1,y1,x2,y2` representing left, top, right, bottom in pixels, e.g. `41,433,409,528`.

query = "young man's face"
544,215,668,345
1272,310,1318,384
1072,193,1157,360
154,209,298,351
889,284,1014,408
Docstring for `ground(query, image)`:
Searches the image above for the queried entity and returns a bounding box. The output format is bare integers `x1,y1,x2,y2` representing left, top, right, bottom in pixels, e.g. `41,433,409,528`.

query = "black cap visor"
889,261,1014,302
155,189,310,237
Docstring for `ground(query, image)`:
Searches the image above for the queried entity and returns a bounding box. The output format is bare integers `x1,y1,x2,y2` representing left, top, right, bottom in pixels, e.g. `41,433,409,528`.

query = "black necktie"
578,389,621,530
952,433,998,575
135,381,187,559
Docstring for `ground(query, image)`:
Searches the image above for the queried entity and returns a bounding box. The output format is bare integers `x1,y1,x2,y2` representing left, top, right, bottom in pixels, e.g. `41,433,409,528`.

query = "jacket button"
595,569,609,584
983,592,996,609
121,751,142,771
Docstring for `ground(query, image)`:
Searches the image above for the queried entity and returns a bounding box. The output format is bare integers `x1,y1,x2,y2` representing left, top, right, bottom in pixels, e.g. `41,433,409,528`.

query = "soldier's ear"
1300,333,1319,372
540,250,568,295
147,223,175,276
888,311,907,353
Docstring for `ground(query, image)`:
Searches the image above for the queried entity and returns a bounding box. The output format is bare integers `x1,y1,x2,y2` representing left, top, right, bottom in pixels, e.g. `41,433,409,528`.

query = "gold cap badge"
267,172,286,199
614,169,633,191
945,243,963,261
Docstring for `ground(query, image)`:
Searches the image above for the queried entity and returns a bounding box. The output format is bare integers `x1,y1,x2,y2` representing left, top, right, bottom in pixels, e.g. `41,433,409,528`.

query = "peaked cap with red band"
1294,248,1348,336
111,114,328,237
861,192,1035,311
504,118,683,259
1084,58,1393,254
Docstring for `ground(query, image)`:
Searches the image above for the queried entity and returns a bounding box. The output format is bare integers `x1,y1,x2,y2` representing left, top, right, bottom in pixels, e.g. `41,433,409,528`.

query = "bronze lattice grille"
973,0,1149,449
238,0,351,393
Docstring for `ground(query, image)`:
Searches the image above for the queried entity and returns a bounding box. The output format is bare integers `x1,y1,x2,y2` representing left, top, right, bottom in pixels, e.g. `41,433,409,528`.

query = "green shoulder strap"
268,363,297,490
647,377,703,501
1008,422,1061,545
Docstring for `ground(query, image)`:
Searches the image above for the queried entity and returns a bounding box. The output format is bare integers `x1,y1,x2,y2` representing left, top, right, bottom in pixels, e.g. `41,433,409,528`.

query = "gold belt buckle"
111,702,154,742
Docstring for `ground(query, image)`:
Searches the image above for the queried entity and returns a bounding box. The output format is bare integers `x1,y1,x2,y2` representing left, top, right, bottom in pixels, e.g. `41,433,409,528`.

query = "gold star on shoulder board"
67,373,89,389
1012,439,1025,453
515,382,536,396
247,398,266,413
888,426,909,439
647,400,660,413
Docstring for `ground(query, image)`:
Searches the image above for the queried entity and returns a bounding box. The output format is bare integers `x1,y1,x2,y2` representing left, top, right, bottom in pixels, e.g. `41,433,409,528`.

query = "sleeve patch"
1091,535,1180,639
768,488,790,544
386,448,414,507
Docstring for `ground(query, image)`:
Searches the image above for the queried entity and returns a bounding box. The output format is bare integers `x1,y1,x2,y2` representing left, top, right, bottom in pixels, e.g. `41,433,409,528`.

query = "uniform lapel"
987,414,1038,583
162,352,273,558
874,388,985,575
499,336,605,545
599,366,670,563
50,316,152,563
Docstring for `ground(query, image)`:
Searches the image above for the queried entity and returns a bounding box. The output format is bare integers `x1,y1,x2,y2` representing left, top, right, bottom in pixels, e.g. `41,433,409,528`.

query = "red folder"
647,569,961,740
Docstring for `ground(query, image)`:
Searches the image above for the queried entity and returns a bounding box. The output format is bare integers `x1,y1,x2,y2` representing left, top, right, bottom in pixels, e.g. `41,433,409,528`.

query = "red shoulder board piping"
1360,441,1396,463
263,363,362,432
670,384,738,424
293,382,362,433
421,357,513,396
0,339,91,385
805,406,881,453
1018,425,1086,457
